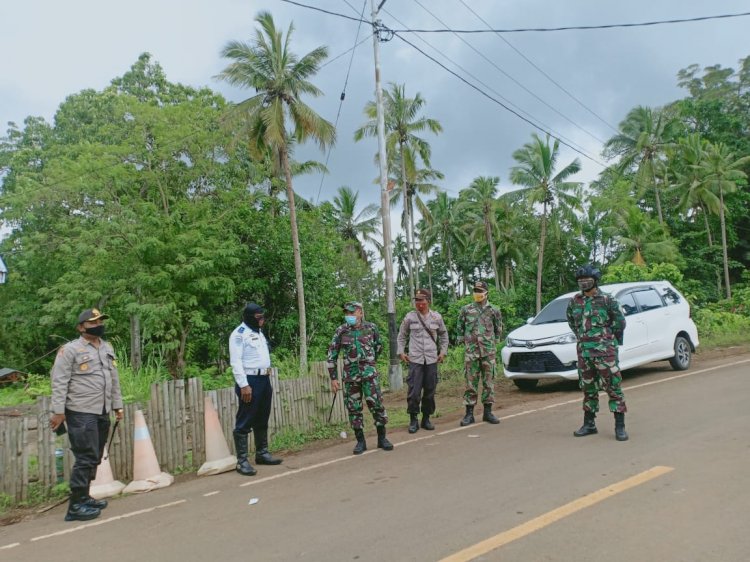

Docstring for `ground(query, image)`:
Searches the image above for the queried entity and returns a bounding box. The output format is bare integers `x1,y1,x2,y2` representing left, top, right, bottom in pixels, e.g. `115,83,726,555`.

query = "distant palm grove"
1,12,749,380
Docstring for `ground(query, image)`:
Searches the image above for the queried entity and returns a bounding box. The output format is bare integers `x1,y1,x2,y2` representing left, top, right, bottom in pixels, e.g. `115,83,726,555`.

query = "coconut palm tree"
603,106,679,223
422,191,467,299
459,176,502,291
699,142,750,299
607,206,679,265
217,11,336,374
330,186,381,262
510,133,582,313
355,83,442,300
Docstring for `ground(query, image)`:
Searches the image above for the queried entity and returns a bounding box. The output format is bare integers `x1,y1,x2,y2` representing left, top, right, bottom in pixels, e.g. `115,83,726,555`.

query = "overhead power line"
391,11,750,33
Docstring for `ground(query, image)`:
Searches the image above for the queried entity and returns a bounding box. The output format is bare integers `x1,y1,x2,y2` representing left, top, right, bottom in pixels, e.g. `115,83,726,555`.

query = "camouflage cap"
472,281,489,293
342,301,363,312
77,308,109,324
415,288,431,301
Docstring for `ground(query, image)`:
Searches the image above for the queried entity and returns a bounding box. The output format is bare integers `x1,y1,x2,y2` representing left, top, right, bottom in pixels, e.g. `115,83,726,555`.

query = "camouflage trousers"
344,377,388,430
578,353,627,414
463,355,496,406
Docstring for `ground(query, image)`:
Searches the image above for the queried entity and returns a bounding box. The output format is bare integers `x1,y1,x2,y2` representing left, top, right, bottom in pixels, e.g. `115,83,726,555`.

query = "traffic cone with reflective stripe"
89,445,125,499
123,409,173,493
198,397,236,476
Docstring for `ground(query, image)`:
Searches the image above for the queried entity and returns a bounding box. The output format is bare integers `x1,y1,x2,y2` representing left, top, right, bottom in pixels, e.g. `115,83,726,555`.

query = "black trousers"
234,375,273,434
406,362,438,416
66,409,110,493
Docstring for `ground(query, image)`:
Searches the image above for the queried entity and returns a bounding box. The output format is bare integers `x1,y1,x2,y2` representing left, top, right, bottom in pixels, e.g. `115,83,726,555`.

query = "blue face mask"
344,315,357,326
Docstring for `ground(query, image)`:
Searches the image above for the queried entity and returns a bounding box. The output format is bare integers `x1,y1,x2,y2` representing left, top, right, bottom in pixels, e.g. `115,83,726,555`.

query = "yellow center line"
440,465,674,562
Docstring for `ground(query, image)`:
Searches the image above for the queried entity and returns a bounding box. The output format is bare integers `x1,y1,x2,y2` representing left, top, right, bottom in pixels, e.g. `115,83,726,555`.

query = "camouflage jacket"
326,321,383,381
456,302,503,359
566,289,626,357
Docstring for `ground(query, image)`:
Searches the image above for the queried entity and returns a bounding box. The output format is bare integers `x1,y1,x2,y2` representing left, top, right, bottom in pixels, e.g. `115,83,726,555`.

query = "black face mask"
84,325,105,338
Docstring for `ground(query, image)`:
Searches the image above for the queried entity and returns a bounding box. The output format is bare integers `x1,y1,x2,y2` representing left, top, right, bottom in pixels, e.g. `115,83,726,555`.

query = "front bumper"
501,345,578,381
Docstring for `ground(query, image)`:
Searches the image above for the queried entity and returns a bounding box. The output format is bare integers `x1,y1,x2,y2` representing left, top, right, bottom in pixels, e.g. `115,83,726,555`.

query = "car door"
615,291,647,367
631,288,668,357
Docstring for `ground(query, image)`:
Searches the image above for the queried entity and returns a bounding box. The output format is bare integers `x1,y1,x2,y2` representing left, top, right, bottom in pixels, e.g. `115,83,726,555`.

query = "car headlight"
554,332,577,344
506,337,525,347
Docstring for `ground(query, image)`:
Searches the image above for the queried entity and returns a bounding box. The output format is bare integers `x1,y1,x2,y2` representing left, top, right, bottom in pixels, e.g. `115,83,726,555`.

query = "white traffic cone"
123,409,173,494
198,397,236,476
89,445,126,499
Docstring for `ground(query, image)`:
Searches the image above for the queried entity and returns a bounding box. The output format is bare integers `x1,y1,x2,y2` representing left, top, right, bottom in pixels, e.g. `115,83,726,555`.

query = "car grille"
507,351,571,372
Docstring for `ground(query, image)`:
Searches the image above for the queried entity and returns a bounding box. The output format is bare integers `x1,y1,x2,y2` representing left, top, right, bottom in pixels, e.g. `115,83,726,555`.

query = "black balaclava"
242,302,265,331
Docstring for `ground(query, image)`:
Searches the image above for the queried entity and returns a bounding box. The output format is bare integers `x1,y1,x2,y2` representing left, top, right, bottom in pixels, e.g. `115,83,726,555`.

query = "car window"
618,293,638,316
531,297,569,324
662,287,682,305
633,289,664,312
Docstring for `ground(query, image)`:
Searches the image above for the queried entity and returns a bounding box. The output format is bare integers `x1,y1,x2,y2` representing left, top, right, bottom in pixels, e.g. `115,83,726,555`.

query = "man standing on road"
397,288,449,433
566,264,628,441
327,301,393,455
50,308,124,522
229,302,283,477
456,281,503,426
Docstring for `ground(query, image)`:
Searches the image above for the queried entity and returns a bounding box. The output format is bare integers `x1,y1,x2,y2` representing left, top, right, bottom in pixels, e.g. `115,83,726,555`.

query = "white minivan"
501,281,699,390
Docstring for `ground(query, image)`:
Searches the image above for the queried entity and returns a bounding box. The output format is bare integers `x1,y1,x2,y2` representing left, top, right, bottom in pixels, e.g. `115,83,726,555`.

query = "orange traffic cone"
198,397,236,476
90,445,125,499
123,409,173,494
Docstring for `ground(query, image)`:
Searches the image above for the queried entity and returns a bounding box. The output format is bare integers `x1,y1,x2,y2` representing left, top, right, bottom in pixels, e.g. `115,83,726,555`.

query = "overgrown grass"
0,482,69,516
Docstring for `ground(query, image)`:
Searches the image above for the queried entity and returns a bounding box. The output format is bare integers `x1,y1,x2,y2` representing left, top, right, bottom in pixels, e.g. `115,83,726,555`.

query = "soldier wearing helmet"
566,265,629,441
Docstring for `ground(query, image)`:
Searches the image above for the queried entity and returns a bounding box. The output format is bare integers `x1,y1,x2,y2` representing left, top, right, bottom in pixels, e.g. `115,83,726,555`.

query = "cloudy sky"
2,0,749,210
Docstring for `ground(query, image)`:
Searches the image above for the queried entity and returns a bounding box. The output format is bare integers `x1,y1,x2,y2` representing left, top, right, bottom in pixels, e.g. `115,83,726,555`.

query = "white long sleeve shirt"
228,323,271,388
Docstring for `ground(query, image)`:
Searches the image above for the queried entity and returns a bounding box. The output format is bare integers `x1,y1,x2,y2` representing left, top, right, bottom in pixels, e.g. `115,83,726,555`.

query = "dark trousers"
66,409,110,493
234,375,273,434
406,362,438,415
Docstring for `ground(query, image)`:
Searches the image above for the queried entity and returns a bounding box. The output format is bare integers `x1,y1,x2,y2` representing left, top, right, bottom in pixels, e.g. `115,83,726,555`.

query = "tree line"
1,12,749,380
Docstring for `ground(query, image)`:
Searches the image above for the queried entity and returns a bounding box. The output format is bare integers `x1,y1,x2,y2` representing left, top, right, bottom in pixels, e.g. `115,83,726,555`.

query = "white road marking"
0,543,20,550
203,491,220,497
30,500,186,542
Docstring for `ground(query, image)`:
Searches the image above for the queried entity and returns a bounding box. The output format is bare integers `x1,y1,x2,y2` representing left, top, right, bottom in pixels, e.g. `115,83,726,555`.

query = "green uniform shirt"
456,302,503,359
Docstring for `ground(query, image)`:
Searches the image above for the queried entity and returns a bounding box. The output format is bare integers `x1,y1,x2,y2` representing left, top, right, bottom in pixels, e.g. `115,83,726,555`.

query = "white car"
501,281,700,390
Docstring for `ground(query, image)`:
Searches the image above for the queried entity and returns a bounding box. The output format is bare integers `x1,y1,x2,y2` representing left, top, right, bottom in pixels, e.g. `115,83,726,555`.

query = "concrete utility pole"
371,0,401,390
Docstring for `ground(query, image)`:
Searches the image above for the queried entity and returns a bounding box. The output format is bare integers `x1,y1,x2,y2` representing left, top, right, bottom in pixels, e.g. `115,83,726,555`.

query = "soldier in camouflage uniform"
456,281,503,426
327,301,394,455
566,264,629,441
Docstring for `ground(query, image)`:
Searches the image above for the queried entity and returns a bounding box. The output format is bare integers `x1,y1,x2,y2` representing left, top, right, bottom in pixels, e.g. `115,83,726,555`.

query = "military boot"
353,429,367,455
420,414,434,430
254,427,283,465
573,411,598,437
65,488,101,522
81,495,108,510
482,404,500,424
408,414,419,434
460,405,475,427
376,426,394,451
233,430,257,476
614,412,629,441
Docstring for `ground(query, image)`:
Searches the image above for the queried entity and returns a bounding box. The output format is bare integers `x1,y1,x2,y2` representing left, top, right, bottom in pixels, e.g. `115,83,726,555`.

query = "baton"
327,391,338,424
103,419,120,460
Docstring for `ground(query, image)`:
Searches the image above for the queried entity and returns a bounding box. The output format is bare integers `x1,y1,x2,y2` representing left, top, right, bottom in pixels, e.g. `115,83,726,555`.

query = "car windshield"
531,297,570,325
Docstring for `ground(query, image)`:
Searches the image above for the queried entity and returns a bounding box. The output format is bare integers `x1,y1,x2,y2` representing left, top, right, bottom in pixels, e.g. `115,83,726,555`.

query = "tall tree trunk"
719,188,732,300
399,143,415,301
536,204,548,313
280,145,308,375
409,193,420,290
447,241,457,301
485,216,500,292
701,203,722,296
129,314,142,371
652,165,664,224
425,248,434,298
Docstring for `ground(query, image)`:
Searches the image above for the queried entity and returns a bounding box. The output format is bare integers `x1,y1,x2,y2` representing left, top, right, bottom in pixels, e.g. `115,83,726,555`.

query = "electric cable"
455,0,620,135
315,0,369,204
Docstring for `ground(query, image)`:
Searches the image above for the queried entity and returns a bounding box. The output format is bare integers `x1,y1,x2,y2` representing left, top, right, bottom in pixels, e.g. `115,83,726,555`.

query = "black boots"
233,430,257,476
482,404,500,424
420,415,434,430
574,411,598,437
376,426,393,451
254,427,283,465
614,412,629,441
82,496,108,510
460,405,475,426
408,413,419,434
353,429,367,455
65,488,101,522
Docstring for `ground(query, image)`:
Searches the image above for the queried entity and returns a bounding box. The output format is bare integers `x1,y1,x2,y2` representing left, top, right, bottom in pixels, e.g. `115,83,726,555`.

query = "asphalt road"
2,355,749,562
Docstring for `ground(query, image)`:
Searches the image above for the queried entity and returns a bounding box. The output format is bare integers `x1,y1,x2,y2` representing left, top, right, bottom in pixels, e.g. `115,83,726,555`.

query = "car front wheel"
513,379,539,391
669,336,692,371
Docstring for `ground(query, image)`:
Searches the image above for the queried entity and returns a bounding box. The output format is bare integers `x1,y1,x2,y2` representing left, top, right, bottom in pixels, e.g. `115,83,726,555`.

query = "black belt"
247,368,272,376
